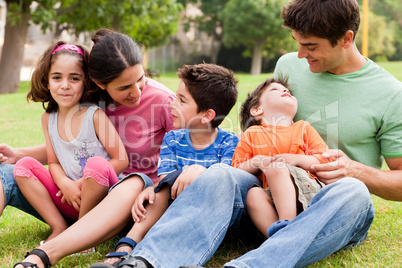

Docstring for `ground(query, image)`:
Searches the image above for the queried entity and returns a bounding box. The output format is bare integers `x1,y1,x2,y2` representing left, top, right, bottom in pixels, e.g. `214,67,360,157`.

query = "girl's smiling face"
48,54,85,110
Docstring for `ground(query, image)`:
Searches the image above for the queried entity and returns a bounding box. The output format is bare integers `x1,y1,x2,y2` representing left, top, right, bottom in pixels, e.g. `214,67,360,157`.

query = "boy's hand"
0,143,17,164
132,187,156,222
171,164,206,200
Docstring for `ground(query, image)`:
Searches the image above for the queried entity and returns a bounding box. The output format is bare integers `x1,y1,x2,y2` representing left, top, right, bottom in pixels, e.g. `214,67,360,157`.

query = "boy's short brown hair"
177,63,238,128
240,77,289,131
282,0,360,46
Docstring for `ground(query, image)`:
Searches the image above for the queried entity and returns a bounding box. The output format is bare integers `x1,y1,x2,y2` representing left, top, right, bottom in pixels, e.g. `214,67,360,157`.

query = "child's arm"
237,155,274,175
93,109,128,175
41,113,82,211
272,154,321,171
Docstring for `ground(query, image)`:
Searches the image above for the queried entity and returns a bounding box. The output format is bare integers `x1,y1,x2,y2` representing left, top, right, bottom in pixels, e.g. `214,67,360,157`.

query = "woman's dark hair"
240,76,289,131
89,29,143,86
28,41,94,113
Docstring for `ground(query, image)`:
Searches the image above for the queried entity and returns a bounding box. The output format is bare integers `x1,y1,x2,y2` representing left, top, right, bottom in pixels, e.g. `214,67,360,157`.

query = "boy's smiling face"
171,80,204,129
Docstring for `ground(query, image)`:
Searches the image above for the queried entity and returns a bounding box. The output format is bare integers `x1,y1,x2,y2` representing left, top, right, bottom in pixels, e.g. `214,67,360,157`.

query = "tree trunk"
250,39,264,75
210,39,222,64
0,2,30,94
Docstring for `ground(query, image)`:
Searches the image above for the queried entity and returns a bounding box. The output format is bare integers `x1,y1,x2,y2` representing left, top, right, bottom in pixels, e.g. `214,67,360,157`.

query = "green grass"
1,62,402,267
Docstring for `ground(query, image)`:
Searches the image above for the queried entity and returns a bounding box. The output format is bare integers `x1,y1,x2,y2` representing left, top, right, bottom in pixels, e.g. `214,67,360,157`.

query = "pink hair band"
52,44,84,56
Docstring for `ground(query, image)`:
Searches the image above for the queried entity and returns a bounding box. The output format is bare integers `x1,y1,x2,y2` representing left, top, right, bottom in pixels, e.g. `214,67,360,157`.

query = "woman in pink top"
12,29,175,268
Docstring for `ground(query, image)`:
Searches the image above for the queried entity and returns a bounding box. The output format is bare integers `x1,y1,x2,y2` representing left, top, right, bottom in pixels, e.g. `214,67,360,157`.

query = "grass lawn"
1,62,402,267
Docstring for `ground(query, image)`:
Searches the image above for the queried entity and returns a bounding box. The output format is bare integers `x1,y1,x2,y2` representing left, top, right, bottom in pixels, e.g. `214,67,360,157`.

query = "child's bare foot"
104,245,132,265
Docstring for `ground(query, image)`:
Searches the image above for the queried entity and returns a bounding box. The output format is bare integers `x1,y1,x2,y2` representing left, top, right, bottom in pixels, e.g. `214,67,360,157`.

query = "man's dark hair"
282,0,360,46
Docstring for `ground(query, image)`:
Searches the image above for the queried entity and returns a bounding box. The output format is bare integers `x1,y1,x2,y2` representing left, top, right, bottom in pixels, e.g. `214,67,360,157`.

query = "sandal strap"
105,251,128,259
25,249,52,268
114,237,137,251
13,262,39,268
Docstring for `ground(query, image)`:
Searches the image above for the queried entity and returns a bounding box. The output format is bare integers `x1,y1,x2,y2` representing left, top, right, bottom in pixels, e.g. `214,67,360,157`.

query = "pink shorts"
13,156,120,220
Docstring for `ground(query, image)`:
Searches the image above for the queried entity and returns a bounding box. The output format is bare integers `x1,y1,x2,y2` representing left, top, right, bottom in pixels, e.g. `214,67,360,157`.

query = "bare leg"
264,165,297,220
79,177,109,218
105,187,170,265
246,187,278,238
15,176,68,241
14,175,145,268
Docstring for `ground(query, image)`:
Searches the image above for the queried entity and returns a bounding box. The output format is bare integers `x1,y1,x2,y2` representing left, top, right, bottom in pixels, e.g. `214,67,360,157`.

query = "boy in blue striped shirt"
99,63,239,267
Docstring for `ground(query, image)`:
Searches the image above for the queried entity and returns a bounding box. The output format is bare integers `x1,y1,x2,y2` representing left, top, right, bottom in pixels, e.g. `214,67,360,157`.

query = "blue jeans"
0,163,42,220
131,164,374,268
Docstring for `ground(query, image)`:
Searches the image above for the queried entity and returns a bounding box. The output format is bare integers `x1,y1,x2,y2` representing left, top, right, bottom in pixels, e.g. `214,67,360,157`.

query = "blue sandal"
89,238,137,268
14,248,52,268
105,237,137,261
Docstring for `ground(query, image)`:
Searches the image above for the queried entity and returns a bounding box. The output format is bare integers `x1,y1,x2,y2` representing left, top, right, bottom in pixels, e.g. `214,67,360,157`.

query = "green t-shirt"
273,52,402,169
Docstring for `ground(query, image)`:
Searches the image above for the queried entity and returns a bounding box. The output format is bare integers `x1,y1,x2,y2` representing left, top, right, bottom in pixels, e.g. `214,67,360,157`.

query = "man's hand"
311,149,354,185
132,187,156,222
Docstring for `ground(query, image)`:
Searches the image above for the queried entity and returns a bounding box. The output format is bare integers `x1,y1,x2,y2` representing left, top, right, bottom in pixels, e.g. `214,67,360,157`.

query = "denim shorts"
0,163,43,220
109,172,154,192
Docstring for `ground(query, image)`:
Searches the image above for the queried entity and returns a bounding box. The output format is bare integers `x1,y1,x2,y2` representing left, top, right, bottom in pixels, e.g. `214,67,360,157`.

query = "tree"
0,0,183,94
355,11,396,61
182,0,228,64
367,0,402,60
48,0,183,48
222,0,289,75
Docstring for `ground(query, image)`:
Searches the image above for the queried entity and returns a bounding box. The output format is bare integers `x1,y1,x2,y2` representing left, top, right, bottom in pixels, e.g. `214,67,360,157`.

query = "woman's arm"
93,109,128,175
0,143,47,164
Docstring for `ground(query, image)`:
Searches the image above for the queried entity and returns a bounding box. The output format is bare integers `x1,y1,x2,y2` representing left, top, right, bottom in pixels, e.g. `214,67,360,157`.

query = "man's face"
293,31,345,75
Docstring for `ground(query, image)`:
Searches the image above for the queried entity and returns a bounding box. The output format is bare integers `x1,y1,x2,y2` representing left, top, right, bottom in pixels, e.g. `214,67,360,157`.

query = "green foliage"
359,0,402,60
5,0,33,26
53,0,183,48
356,11,397,61
222,0,291,55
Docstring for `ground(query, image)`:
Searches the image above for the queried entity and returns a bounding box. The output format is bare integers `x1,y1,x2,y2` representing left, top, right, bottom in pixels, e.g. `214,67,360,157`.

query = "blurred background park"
1,0,402,267
0,0,400,94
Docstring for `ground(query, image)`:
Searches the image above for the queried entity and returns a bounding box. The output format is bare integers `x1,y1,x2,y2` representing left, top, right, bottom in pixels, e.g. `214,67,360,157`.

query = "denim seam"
198,220,230,266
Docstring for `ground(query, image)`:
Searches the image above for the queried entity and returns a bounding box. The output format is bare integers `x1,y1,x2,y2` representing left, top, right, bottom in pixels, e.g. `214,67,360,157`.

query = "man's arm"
312,150,402,201
0,143,47,165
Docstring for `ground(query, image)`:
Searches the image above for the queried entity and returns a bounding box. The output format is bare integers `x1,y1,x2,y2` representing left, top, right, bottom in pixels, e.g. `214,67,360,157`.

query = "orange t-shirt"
232,120,328,188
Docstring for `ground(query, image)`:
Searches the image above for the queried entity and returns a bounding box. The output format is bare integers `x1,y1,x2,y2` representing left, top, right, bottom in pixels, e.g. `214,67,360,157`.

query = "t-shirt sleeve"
377,90,402,158
304,123,329,164
219,133,239,165
157,131,178,176
232,129,254,168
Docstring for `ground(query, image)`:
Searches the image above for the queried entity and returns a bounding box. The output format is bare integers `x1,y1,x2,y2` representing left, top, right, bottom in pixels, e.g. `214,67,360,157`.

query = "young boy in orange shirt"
232,77,329,238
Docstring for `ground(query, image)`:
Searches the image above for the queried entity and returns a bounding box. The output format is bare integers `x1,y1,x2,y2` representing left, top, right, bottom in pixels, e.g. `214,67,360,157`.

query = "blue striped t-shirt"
158,128,239,176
